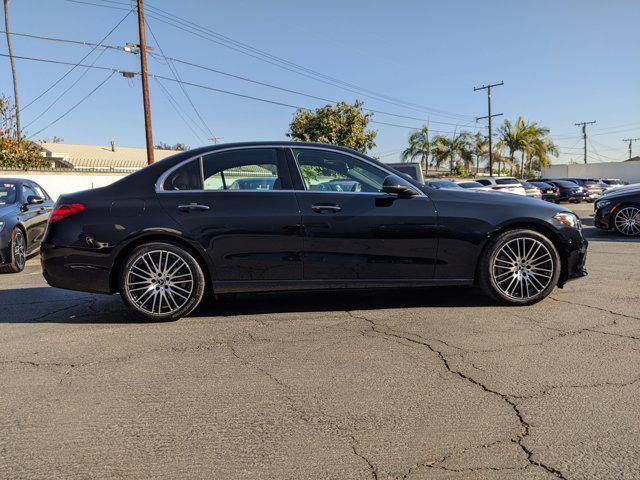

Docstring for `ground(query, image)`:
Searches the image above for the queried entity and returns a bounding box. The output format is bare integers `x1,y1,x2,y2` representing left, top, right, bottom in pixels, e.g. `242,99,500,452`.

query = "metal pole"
474,81,503,176
3,0,21,143
622,138,639,159
137,0,154,164
574,121,595,164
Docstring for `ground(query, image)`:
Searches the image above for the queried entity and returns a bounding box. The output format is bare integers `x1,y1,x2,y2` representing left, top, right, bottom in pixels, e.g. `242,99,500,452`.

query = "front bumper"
594,204,614,230
556,225,588,287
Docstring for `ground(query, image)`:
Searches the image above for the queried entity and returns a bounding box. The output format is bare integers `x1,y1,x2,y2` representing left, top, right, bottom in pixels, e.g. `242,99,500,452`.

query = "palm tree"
431,132,472,173
497,117,528,176
472,132,489,174
529,137,558,172
401,125,430,174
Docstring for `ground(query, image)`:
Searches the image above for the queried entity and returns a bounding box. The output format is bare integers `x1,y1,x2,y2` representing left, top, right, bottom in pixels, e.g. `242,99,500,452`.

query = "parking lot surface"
1,203,638,480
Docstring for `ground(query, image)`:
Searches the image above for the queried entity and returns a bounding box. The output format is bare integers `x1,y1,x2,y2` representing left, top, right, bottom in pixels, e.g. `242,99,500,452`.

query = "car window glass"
476,179,490,185
31,183,50,200
202,149,280,190
164,160,203,191
495,178,519,185
293,148,387,193
0,182,17,204
22,184,37,200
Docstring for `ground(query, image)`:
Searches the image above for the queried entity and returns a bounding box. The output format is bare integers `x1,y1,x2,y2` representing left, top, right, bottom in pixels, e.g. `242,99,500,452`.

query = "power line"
28,70,116,138
153,76,206,145
145,18,213,139
22,8,132,111
3,28,485,131
62,0,476,121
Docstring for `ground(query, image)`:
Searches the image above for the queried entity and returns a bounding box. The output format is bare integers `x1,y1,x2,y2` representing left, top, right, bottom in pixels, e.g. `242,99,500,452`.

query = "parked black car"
543,180,588,203
0,178,54,273
528,181,560,203
561,178,603,202
594,185,640,236
41,142,588,321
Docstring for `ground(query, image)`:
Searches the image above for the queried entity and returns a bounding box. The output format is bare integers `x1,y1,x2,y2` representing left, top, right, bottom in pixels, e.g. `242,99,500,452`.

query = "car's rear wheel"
613,206,640,236
478,229,561,305
0,229,26,274
119,242,206,321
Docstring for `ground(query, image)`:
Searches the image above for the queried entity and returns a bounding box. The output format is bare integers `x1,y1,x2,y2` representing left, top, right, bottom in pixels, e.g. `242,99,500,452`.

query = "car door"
288,147,438,282
28,182,54,249
19,183,44,253
156,147,303,287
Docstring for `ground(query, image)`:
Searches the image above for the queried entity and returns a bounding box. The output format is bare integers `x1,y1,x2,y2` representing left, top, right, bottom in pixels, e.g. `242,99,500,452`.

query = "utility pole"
575,121,596,164
136,0,154,164
3,0,21,143
474,81,503,176
622,138,640,159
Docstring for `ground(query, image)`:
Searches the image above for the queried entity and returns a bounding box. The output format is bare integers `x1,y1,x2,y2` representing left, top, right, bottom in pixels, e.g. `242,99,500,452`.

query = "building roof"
624,156,640,162
38,142,181,169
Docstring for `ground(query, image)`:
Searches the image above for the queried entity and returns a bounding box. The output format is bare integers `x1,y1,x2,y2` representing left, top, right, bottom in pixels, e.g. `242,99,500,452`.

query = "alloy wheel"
491,237,554,300
614,207,640,236
13,231,26,270
125,249,194,315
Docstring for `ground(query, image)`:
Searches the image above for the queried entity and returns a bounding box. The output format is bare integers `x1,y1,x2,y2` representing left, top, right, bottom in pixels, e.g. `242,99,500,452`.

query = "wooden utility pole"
3,0,21,143
575,121,596,164
622,138,640,159
136,0,154,164
474,81,503,176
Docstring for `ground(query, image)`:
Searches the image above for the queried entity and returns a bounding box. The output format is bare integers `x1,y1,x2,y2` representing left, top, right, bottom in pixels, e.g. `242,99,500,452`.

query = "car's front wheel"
613,206,640,236
478,229,561,305
119,242,206,321
0,229,26,274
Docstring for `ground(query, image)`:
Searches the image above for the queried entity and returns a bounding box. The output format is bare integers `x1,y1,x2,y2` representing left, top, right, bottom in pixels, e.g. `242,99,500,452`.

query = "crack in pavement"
549,296,640,323
347,311,568,480
510,374,640,401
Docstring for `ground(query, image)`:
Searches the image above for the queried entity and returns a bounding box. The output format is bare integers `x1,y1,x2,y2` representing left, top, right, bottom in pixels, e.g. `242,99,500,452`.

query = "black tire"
477,229,561,306
0,229,26,274
119,242,206,321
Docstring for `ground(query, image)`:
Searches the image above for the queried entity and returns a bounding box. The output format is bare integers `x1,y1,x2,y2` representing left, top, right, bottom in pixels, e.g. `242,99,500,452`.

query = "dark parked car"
0,178,54,273
594,185,640,236
561,178,603,202
528,181,560,203
41,142,588,321
424,179,463,189
387,163,425,184
544,180,588,203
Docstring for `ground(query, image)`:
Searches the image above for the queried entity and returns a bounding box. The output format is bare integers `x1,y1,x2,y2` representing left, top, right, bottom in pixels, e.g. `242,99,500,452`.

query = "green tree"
287,100,377,154
400,125,430,173
471,132,489,174
0,95,43,168
431,132,472,173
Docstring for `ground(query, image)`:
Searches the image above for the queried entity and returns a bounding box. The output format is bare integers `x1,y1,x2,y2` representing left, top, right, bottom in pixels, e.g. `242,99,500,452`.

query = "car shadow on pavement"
0,285,497,323
580,217,639,243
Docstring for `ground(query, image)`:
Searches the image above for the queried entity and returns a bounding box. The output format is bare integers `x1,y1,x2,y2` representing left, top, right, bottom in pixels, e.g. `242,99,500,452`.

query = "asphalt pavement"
1,203,639,480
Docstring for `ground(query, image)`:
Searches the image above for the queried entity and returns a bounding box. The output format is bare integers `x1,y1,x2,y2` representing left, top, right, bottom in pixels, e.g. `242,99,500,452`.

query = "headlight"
596,199,611,209
0,221,4,233
554,212,581,229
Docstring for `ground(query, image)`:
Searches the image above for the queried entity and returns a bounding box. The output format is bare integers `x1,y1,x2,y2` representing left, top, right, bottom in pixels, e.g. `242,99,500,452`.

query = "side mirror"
27,195,45,205
381,175,419,198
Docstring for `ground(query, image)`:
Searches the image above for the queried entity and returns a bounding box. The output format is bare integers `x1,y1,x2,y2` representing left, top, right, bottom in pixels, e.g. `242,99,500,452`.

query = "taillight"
49,203,86,224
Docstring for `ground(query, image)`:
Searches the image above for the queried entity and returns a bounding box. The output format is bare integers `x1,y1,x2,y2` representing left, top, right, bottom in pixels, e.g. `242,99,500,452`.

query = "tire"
477,229,561,306
0,229,26,274
613,206,640,236
119,242,206,321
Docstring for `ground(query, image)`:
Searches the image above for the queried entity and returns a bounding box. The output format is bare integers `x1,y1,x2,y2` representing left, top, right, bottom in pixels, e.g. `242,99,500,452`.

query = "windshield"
459,181,483,188
495,178,520,185
530,182,551,188
427,180,462,189
0,183,17,204
603,179,624,185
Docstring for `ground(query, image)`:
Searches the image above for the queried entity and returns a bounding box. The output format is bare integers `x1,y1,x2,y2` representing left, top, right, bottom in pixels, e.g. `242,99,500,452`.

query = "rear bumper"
40,243,112,294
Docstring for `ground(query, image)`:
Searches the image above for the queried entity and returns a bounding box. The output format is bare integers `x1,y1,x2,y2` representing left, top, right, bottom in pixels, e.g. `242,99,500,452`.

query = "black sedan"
0,178,54,273
528,181,560,203
544,180,588,203
41,142,588,321
594,185,640,236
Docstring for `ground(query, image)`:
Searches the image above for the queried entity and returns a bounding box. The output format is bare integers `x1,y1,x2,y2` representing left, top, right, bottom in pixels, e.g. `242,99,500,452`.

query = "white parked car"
475,177,527,195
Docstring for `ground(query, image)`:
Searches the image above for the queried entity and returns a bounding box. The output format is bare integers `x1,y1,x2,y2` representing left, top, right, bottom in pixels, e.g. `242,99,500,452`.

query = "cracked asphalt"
1,203,639,480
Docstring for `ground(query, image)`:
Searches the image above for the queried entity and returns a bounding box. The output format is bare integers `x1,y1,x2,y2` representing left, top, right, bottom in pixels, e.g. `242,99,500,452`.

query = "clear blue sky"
2,0,639,164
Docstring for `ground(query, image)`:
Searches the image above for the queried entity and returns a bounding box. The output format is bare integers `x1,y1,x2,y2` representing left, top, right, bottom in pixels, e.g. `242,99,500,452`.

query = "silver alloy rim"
491,237,554,300
125,250,194,315
14,232,25,269
614,207,640,236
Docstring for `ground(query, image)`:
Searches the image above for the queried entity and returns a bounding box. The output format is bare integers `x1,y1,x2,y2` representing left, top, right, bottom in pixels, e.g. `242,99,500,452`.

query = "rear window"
388,164,420,181
459,181,483,188
0,183,17,204
495,178,520,185
427,180,462,189
555,180,579,188
530,182,551,188
476,179,491,186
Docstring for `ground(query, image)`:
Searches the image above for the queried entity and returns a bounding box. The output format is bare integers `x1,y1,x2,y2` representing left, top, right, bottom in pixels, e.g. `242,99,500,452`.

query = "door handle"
178,203,210,212
312,203,342,213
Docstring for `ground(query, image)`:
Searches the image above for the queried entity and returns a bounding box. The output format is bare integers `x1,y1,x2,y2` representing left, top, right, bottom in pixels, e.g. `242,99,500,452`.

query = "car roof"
0,177,24,184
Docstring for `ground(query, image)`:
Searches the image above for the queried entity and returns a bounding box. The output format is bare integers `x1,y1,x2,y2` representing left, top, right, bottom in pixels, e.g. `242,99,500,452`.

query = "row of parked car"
388,164,628,204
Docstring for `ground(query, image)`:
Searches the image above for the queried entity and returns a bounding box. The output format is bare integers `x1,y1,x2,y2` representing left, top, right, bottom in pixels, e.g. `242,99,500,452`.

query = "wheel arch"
476,220,569,287
108,232,214,294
